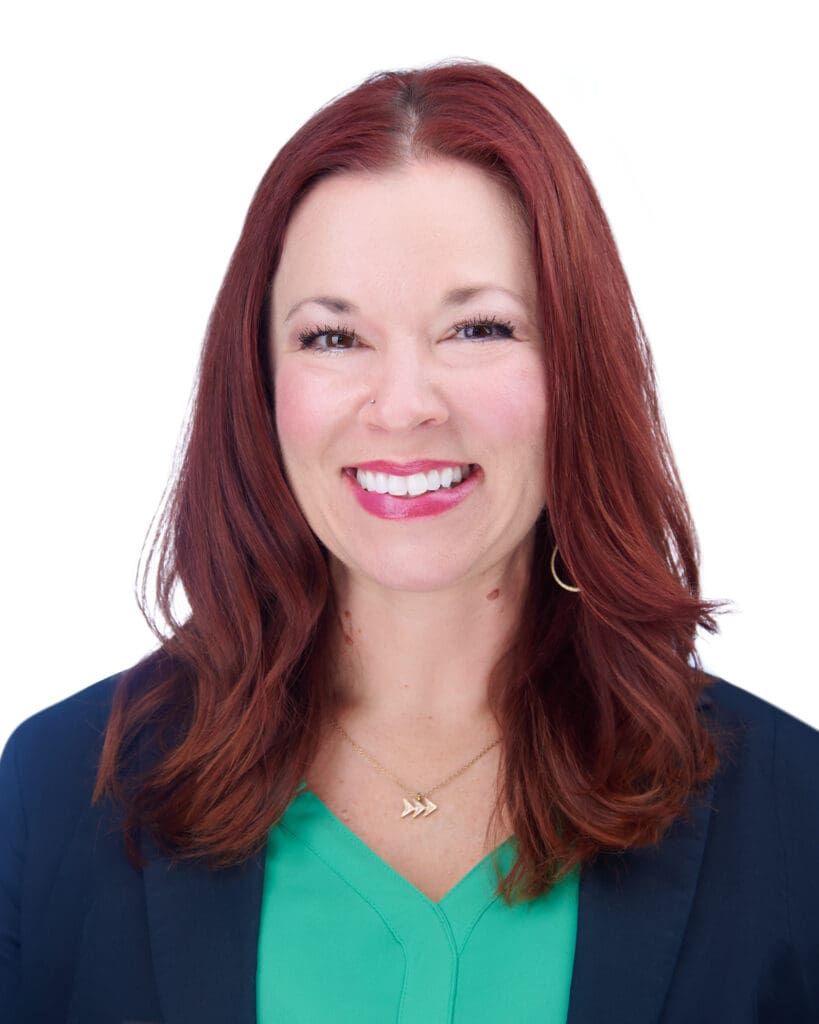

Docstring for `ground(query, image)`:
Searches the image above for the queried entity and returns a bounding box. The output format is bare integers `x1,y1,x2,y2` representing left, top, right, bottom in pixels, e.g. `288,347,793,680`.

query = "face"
270,157,548,594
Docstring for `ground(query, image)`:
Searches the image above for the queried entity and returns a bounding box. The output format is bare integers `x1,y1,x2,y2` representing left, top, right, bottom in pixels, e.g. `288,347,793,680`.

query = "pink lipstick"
343,464,481,520
352,459,467,475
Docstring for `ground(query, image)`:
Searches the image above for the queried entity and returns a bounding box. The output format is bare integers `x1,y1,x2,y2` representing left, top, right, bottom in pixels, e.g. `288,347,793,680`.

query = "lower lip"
344,467,482,520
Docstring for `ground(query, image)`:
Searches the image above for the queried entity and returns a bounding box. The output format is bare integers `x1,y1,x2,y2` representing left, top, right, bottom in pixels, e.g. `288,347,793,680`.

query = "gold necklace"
328,718,501,819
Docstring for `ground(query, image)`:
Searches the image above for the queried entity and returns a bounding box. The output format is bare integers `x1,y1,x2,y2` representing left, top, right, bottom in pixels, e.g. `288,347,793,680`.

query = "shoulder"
698,677,819,1006
3,673,122,767
699,676,819,909
701,674,819,772
700,675,819,820
0,674,137,1020
704,676,819,843
703,674,816,729
0,673,124,825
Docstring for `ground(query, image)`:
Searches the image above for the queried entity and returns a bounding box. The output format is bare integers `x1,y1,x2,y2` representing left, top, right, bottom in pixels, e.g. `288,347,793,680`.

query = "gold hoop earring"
550,545,580,593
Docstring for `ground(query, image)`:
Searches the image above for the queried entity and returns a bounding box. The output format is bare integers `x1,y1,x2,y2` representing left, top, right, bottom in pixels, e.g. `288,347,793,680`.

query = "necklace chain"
328,717,501,818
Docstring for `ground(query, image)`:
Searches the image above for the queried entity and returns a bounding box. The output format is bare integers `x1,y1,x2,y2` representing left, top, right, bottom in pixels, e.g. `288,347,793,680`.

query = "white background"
1,0,816,749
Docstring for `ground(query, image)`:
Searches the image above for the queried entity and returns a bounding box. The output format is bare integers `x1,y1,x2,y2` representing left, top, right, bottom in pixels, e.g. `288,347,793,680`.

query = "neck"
327,543,533,736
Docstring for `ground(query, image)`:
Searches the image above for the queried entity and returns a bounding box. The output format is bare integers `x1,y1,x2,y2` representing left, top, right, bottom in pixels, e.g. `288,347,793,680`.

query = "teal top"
257,785,579,1023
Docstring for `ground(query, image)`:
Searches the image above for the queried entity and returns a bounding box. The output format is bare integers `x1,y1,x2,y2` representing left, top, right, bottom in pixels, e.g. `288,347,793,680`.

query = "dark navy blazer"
1,673,818,1023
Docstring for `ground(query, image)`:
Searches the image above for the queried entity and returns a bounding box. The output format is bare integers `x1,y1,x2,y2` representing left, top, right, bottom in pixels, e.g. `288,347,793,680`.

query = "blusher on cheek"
274,368,319,450
272,370,325,504
475,367,548,454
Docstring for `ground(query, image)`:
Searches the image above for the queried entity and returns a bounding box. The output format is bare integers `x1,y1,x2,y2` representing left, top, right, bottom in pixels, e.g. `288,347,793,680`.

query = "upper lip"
346,460,475,476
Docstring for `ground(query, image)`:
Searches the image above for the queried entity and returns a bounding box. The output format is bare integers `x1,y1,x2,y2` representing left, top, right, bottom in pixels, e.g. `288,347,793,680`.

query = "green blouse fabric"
256,784,579,1023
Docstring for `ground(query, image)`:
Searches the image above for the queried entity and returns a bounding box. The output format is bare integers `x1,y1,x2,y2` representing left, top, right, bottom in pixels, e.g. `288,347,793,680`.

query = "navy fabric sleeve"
775,704,819,1016
0,728,25,1019
0,677,121,1023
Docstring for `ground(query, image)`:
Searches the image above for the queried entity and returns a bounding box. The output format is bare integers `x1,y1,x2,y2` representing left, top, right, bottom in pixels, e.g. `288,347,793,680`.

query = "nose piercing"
369,398,376,404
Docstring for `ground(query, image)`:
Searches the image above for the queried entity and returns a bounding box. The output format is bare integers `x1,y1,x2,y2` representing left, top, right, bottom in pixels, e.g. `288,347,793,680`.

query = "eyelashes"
451,315,516,341
297,322,358,352
296,314,517,353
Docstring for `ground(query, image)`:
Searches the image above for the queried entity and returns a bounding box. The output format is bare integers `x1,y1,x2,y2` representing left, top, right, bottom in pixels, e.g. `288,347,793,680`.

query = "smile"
342,464,482,520
351,464,476,497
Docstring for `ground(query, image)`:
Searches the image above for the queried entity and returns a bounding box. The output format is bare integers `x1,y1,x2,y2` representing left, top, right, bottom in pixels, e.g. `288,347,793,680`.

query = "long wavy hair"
94,59,722,904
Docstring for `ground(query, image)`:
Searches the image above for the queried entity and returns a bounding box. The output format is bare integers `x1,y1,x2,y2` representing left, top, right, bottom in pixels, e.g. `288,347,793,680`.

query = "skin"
269,157,547,762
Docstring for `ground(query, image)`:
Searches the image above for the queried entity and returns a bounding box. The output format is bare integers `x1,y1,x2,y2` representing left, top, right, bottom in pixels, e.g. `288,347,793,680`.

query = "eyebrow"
283,285,527,323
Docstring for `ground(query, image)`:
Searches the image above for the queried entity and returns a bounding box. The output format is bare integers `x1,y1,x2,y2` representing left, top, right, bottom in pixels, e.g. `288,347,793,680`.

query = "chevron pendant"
401,794,438,818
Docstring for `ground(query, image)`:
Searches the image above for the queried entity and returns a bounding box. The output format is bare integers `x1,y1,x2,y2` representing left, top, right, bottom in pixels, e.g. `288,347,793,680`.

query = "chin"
343,549,481,594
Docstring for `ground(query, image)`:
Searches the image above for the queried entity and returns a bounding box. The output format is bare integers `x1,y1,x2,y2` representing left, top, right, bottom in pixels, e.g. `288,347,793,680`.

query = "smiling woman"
2,59,818,1024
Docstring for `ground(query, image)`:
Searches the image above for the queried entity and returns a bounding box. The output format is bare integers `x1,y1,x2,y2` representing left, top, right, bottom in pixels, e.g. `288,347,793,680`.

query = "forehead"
271,158,535,315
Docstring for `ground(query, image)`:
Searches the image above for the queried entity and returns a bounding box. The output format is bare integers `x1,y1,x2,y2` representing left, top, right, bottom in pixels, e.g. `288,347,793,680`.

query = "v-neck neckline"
260,784,580,1023
284,785,517,917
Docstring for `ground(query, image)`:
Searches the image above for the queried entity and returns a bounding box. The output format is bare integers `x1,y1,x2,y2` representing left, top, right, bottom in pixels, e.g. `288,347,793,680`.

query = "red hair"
94,59,722,903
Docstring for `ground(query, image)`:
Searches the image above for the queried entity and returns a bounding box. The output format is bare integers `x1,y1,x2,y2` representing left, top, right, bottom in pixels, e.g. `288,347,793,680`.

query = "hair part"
94,58,723,904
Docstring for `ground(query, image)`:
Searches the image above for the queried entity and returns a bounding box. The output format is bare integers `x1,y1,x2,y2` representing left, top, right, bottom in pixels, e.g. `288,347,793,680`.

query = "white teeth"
354,464,473,497
406,473,427,496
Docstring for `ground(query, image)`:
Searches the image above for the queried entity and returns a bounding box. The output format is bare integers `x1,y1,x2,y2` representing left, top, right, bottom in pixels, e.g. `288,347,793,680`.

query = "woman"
1,60,817,1023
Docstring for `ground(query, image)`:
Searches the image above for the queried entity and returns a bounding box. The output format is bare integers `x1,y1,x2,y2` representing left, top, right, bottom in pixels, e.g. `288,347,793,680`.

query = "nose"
361,341,449,432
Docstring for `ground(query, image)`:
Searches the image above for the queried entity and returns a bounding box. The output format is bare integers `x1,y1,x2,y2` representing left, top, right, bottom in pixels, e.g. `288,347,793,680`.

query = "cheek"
469,359,548,452
273,379,303,451
272,367,336,521
273,365,327,459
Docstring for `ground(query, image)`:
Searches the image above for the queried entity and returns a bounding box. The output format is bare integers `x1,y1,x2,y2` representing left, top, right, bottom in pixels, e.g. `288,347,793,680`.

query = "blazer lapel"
137,729,266,1024
566,747,716,1023
141,830,265,1024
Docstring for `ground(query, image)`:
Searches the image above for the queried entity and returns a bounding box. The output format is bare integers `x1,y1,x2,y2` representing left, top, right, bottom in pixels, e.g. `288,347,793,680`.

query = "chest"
258,793,579,1024
303,743,511,902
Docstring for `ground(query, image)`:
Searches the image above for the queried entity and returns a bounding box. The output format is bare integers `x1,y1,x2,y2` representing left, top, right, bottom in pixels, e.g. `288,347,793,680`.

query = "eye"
451,315,516,342
297,323,357,353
